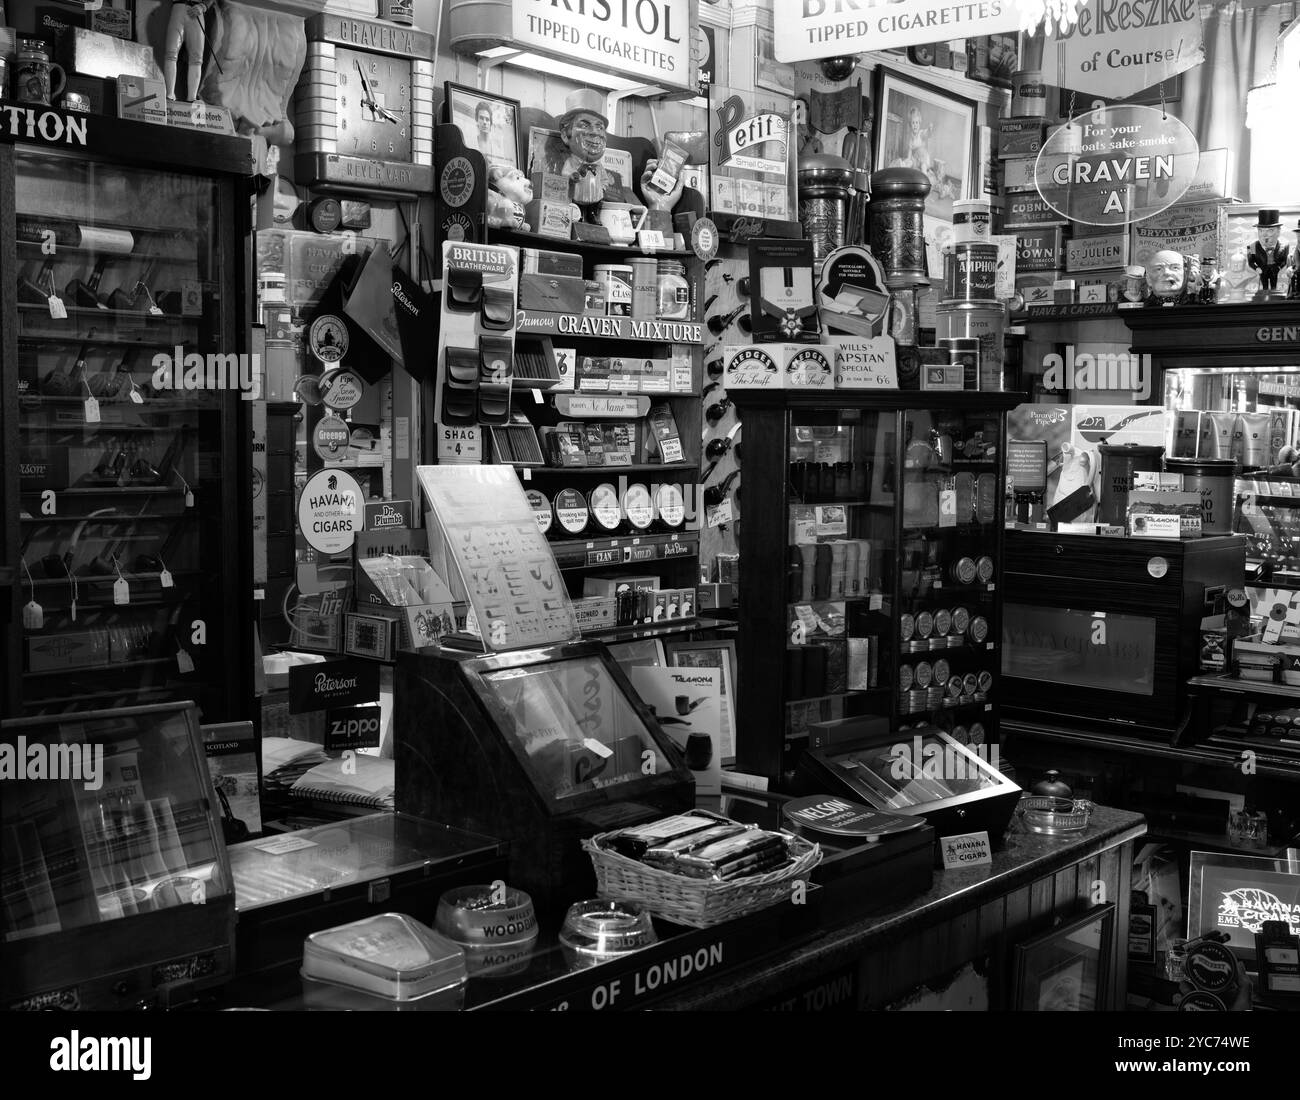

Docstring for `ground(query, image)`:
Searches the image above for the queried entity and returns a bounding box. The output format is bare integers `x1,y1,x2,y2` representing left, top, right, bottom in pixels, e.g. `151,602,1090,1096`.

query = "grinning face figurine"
1260,225,1281,251
563,111,608,165
1146,250,1186,298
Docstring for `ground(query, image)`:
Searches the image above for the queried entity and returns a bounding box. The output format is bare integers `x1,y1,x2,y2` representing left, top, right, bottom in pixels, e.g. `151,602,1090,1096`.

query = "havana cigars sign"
773,0,1203,77
512,0,696,89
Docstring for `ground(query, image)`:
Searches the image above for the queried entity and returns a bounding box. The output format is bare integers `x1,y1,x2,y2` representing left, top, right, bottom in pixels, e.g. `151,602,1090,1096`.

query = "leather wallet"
480,336,514,385
478,384,512,424
445,346,480,386
441,386,478,425
481,286,515,331
447,269,483,311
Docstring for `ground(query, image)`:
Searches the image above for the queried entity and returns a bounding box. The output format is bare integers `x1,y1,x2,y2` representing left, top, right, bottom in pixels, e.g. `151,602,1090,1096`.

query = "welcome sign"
773,0,1022,62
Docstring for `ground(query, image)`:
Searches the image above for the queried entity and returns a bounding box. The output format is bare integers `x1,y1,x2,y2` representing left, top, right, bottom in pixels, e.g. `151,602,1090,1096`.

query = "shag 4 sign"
1034,106,1198,226
772,0,1022,63
1039,0,1204,98
513,0,693,88
714,96,788,175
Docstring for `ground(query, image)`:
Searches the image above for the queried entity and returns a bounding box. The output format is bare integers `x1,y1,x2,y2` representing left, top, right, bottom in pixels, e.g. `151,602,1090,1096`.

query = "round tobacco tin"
947,676,964,699
933,659,951,685
952,557,978,585
623,483,654,531
526,489,552,535
782,795,926,842
968,615,989,643
899,613,915,642
294,374,324,406
976,555,995,583
308,314,349,363
952,725,969,744
588,483,622,532
312,414,351,461
934,609,953,636
319,367,365,411
554,488,589,535
308,196,343,233
914,661,933,688
654,483,685,528
963,673,979,697
915,610,934,639
977,670,994,695
1185,939,1237,994
1178,990,1226,1012
899,665,915,692
952,606,971,634
968,722,985,745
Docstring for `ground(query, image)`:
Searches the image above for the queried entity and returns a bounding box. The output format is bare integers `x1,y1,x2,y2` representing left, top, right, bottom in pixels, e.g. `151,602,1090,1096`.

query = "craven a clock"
294,14,435,197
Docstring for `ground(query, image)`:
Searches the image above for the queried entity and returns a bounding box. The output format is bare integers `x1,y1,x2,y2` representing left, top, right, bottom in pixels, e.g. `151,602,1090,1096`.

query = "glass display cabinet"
734,391,1023,787
1,124,253,720
0,702,235,1009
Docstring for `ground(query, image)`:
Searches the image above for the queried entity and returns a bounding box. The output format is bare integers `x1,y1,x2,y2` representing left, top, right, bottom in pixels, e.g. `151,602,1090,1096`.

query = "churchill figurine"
1248,208,1289,300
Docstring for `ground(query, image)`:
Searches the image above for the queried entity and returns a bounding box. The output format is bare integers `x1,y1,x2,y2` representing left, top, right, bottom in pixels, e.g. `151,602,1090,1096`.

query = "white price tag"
869,593,883,611
176,647,195,673
184,490,195,508
113,577,130,605
129,388,144,404
148,304,164,316
940,831,992,869
706,498,733,527
48,294,67,319
159,569,174,589
84,397,100,423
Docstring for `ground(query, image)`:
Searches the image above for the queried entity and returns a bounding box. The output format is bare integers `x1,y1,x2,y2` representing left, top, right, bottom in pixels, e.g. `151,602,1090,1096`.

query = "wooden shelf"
1188,673,1300,699
549,530,699,569
24,657,175,677
786,688,889,705
580,616,732,642
523,462,698,475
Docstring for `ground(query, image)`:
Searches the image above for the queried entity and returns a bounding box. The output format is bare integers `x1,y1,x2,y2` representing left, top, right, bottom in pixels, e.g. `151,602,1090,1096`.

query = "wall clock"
294,13,435,197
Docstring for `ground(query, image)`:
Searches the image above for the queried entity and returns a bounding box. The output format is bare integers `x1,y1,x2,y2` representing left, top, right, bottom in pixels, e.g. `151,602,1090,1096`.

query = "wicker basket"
581,830,822,929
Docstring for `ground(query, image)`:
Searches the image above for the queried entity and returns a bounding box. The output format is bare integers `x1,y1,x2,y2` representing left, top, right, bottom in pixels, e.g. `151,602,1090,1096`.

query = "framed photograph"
873,69,976,224
444,83,520,170
1013,903,1116,1011
664,639,737,763
755,25,794,94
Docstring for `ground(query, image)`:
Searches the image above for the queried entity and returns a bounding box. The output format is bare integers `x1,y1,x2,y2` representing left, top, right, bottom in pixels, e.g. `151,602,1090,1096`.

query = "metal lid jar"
868,167,931,288
798,153,854,264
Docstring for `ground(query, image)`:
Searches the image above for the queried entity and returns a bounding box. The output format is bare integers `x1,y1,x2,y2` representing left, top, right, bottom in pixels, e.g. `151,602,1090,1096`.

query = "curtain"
1179,1,1293,201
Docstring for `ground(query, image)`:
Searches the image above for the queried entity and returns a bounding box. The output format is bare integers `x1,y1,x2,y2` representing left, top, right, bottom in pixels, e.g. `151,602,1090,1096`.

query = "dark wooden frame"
0,116,254,722
1012,902,1116,1011
443,81,523,171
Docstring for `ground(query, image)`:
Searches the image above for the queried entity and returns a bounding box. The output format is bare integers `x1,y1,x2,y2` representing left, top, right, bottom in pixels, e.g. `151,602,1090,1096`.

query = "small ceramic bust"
486,165,533,232
1145,249,1187,305
1248,208,1289,299
557,88,613,211
1118,264,1147,309
1199,255,1222,305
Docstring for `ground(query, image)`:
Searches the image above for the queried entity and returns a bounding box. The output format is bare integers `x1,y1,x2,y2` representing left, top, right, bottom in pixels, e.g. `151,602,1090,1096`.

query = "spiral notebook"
289,754,395,811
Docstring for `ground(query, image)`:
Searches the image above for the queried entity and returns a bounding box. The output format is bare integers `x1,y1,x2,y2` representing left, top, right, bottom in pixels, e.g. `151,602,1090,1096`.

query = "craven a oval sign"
1034,106,1198,227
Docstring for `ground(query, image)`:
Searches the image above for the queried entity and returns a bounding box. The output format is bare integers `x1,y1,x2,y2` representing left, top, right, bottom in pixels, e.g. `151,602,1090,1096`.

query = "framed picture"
1013,903,1116,1011
605,638,666,676
664,639,737,763
444,83,520,170
873,69,976,224
1218,203,1300,304
755,25,793,94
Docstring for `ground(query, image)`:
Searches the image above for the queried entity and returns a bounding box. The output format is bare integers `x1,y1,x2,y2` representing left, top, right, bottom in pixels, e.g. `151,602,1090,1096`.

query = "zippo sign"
324,704,383,751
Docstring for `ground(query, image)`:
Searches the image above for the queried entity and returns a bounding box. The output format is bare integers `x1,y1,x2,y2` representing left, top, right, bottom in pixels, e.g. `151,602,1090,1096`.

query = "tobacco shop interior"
1,0,1298,1017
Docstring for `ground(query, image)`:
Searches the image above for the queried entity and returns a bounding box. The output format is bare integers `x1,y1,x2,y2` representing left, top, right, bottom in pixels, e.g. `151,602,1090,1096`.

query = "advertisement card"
631,666,723,808
1068,405,1167,524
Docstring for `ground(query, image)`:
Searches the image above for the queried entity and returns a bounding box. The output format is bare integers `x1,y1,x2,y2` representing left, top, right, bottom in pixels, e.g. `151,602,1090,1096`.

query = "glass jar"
1165,940,1189,982
657,260,690,320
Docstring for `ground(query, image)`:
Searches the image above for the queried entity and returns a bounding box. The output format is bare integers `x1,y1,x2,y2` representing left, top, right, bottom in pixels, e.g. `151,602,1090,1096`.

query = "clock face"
335,47,413,163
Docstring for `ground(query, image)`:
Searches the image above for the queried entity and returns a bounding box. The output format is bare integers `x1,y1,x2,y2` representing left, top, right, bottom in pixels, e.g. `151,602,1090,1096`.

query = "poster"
631,666,723,809
1068,405,1167,523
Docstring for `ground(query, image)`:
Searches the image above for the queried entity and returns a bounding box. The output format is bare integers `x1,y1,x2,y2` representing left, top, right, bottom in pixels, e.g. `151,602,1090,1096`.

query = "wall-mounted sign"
772,0,1021,63
298,468,364,555
320,367,365,411
715,95,788,175
1034,106,1198,226
289,658,380,714
449,0,696,92
312,414,353,462
1040,0,1204,98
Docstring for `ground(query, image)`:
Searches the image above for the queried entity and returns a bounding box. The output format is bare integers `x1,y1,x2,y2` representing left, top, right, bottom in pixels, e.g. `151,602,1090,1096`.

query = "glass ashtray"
559,900,657,969
1017,796,1094,835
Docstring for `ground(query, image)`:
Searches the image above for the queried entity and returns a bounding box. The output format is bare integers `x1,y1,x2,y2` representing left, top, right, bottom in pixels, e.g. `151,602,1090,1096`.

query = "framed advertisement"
664,638,737,763
873,69,976,224
1217,203,1300,304
1013,903,1116,1011
444,82,521,170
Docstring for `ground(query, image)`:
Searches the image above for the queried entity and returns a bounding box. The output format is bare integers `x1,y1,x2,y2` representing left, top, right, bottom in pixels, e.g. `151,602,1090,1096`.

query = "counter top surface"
650,804,1146,1010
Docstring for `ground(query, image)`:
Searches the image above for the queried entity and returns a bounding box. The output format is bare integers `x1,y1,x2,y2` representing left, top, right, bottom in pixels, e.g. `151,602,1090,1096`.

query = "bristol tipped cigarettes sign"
774,0,1022,62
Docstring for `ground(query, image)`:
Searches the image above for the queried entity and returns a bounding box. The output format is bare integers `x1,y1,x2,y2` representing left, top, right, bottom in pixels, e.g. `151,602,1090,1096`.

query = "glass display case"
395,641,695,907
2,132,251,720
0,702,235,1009
734,391,1022,787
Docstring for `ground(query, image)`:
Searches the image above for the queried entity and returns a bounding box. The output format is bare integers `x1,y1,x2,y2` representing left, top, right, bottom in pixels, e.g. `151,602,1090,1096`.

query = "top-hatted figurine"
1248,209,1289,300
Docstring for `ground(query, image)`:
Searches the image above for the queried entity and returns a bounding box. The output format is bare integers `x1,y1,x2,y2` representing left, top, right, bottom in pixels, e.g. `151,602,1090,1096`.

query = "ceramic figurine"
164,0,215,102
1144,249,1188,306
1247,208,1289,300
1198,255,1222,305
556,88,628,219
1118,264,1147,309
486,165,533,232
1289,225,1300,300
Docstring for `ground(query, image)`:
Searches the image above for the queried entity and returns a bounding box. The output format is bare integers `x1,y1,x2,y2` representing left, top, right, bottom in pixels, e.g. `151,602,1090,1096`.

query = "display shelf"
564,387,701,399
517,309,703,345
789,499,891,510
17,240,192,261
17,302,194,325
786,689,889,705
579,616,733,642
1188,673,1300,699
523,461,699,475
1140,824,1292,859
21,512,193,523
492,227,696,261
18,395,213,412
26,570,201,589
34,485,184,496
23,657,175,677
550,530,699,569
17,422,198,434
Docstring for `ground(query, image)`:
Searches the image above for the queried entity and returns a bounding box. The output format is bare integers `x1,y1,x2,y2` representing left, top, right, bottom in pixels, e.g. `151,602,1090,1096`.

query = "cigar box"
115,75,167,126
61,26,164,81
1015,227,1067,273
518,272,585,314
1002,192,1068,228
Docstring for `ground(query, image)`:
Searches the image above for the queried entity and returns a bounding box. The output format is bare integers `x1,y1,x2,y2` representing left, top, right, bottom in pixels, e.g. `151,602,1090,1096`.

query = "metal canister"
943,244,999,303
962,672,979,698
869,167,931,288
630,258,658,320
1098,443,1166,527
951,606,971,636
975,555,995,584
380,0,415,24
941,336,981,390
915,610,934,639
951,557,978,585
915,661,933,688
968,615,989,644
933,658,951,685
798,153,853,264
936,301,1007,392
952,198,991,245
934,609,953,637
1012,70,1048,117
1163,458,1237,536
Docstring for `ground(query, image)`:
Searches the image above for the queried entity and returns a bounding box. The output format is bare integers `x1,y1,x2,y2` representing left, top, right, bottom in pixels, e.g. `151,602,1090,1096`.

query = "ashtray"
1017,796,1093,835
559,900,657,969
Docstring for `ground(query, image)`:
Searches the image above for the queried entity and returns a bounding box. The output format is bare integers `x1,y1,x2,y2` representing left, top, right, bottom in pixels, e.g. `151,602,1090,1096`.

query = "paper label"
159,569,174,589
48,295,67,319
253,835,319,856
84,397,100,424
113,578,130,605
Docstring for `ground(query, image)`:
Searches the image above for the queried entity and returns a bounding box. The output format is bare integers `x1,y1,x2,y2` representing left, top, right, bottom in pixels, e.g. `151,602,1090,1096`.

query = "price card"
869,593,883,611
48,294,67,319
113,577,130,605
159,569,174,589
84,397,100,424
176,647,195,673
253,835,318,856
707,498,733,527
940,831,992,869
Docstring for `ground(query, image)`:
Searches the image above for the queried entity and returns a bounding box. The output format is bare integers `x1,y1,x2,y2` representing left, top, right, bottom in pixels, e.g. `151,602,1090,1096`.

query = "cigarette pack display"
1015,272,1058,308
1003,193,1068,228
572,596,618,632
644,402,684,464
1015,227,1067,273
1066,233,1130,272
997,119,1046,158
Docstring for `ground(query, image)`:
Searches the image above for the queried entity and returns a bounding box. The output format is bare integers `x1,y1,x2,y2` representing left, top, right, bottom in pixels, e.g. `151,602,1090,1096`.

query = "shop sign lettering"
1039,0,1204,97
290,658,380,714
0,106,87,146
1035,106,1198,226
714,95,788,175
773,0,1021,63
513,0,694,90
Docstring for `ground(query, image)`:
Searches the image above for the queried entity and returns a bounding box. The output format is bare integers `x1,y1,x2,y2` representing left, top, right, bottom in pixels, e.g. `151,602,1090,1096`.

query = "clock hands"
354,59,403,125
